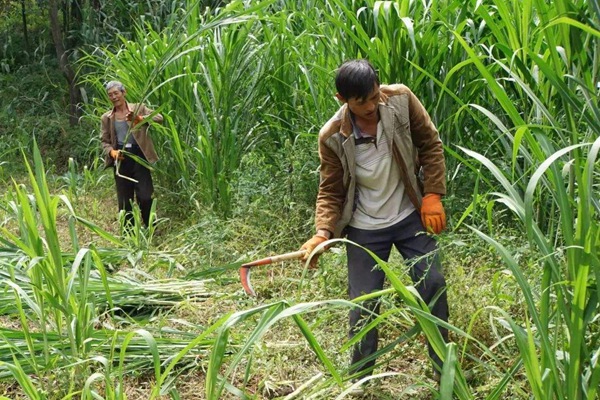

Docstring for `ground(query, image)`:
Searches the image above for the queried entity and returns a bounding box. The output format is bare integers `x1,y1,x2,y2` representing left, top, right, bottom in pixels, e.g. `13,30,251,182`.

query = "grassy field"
0,127,550,398
0,163,535,399
1,0,599,398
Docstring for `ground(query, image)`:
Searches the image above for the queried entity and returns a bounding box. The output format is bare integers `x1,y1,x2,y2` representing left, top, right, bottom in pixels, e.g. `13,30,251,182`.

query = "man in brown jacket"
300,59,449,383
101,81,163,229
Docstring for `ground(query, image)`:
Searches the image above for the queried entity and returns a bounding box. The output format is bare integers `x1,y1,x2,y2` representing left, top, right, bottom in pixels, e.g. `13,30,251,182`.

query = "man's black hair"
335,59,379,101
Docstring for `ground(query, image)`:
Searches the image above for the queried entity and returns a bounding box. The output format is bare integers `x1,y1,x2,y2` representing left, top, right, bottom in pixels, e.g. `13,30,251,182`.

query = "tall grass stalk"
0,141,218,395
462,134,600,399
200,239,484,398
452,3,600,396
58,0,600,397
0,141,111,393
204,300,348,399
81,0,280,216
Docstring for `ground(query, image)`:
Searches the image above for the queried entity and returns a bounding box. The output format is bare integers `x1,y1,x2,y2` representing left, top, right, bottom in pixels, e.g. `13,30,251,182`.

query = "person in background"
300,59,449,383
101,81,163,229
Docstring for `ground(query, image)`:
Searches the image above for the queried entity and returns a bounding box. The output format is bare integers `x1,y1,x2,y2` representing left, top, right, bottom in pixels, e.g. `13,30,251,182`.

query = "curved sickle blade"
238,250,306,296
239,266,255,296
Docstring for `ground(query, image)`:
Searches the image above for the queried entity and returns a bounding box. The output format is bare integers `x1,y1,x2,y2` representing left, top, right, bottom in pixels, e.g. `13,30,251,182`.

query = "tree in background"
3,0,211,126
49,0,81,126
20,0,30,51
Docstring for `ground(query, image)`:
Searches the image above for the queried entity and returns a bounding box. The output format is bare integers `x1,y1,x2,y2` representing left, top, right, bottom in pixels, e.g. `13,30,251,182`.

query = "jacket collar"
108,102,133,118
338,90,390,138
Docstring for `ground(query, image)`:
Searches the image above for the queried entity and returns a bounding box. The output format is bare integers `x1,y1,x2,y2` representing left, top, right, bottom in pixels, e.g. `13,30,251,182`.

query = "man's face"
338,84,381,123
107,87,126,107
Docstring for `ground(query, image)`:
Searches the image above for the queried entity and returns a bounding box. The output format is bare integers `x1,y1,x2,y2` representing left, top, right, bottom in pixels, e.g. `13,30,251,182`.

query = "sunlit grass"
0,142,220,398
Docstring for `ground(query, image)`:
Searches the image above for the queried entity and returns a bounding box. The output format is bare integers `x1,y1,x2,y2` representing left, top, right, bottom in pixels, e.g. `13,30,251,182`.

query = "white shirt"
349,121,415,230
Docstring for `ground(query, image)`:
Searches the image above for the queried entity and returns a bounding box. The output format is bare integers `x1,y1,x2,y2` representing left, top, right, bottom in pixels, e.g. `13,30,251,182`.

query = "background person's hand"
127,112,144,126
110,149,124,161
420,193,446,234
300,234,328,269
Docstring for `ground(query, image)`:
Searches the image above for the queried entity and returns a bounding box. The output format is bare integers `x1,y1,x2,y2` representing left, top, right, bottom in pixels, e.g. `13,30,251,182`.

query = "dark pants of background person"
345,210,449,376
113,144,154,228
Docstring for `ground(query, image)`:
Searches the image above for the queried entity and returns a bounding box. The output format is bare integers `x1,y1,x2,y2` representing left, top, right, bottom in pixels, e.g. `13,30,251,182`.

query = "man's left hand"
421,193,446,234
300,234,328,269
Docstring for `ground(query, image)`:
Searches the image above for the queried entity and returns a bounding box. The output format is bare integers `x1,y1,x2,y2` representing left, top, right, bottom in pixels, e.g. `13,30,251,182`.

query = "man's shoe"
345,379,367,397
349,386,365,396
346,384,365,397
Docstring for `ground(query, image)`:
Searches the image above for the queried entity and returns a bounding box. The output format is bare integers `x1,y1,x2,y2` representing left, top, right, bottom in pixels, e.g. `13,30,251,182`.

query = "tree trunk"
49,0,81,126
21,0,29,51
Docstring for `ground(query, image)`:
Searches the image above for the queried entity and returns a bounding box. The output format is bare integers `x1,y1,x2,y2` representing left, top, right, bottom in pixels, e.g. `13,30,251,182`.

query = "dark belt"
117,143,140,150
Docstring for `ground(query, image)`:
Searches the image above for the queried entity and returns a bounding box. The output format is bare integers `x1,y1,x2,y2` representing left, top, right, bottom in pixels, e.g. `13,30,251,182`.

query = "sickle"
239,250,307,296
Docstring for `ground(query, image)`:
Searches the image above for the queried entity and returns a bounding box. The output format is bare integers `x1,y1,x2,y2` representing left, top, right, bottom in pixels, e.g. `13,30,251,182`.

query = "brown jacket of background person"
100,102,163,167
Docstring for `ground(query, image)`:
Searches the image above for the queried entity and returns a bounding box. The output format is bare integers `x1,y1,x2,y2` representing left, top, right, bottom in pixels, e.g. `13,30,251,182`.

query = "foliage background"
0,0,599,399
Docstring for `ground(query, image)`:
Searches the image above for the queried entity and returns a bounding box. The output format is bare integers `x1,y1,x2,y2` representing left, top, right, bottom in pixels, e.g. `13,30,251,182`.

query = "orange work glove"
109,149,124,161
420,193,446,234
300,234,328,269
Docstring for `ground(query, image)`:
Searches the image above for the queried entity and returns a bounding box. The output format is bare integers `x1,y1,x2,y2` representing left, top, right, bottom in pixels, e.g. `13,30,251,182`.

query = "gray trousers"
346,210,449,376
